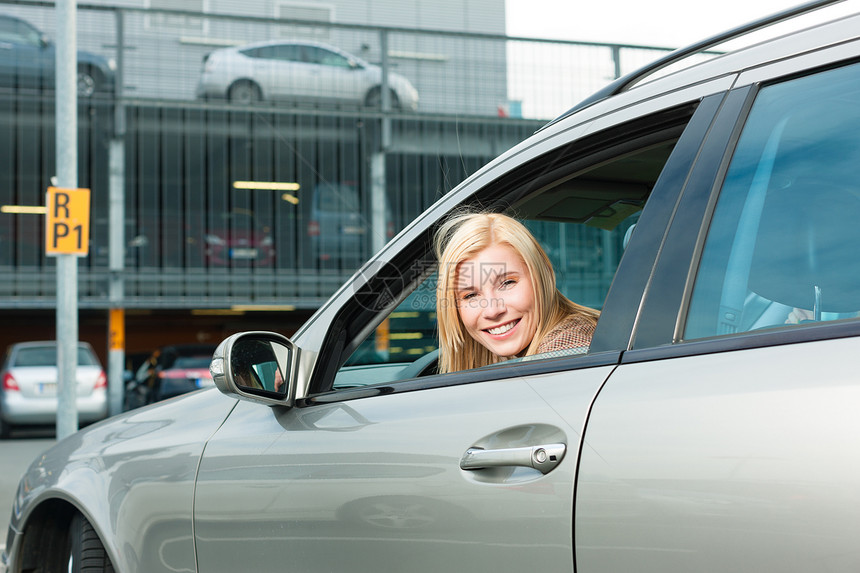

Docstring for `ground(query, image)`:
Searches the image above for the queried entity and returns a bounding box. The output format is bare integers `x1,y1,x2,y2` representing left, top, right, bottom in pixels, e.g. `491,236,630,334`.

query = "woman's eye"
500,279,517,289
461,292,477,301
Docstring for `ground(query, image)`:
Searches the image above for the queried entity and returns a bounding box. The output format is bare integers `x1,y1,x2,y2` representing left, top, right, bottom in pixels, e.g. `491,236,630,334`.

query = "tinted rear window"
14,346,99,367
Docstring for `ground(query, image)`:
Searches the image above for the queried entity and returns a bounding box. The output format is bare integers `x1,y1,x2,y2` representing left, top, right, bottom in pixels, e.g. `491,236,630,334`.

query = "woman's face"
455,243,537,358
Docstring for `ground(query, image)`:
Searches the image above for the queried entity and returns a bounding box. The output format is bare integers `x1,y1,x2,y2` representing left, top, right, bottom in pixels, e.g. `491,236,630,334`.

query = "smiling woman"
434,212,599,373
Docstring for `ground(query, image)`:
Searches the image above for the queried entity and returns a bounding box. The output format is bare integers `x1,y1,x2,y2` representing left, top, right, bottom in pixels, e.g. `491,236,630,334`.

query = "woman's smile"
485,319,520,336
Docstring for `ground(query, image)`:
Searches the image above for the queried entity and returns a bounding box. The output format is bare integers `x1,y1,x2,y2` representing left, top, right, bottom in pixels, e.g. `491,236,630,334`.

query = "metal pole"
370,152,387,256
55,0,79,439
379,30,391,146
370,29,390,259
108,142,125,416
108,9,126,417
611,45,622,79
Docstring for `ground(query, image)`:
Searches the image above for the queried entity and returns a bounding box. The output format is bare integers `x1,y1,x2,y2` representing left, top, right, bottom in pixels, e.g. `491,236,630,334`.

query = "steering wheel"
398,349,439,380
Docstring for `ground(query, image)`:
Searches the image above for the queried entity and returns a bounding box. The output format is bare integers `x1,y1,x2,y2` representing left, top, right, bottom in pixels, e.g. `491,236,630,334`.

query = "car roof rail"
539,0,847,131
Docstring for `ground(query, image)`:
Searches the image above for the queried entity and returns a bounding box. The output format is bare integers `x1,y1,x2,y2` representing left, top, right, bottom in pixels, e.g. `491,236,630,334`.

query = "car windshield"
315,183,360,212
0,17,42,46
14,346,99,367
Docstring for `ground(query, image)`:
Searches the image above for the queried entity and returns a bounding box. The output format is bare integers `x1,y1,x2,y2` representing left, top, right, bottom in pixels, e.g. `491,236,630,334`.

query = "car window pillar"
629,86,756,350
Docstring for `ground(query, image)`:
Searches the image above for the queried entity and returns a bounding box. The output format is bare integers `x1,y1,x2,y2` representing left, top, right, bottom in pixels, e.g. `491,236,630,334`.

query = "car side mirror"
210,331,298,407
40,34,51,48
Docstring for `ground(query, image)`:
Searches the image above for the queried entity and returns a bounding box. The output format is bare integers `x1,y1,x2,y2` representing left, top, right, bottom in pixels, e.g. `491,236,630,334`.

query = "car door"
194,362,615,572
575,53,860,572
192,86,726,572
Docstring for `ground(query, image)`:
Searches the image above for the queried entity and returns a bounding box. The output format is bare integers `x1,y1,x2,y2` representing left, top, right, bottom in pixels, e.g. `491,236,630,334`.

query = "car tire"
77,67,101,98
68,513,115,573
0,416,11,439
228,81,262,104
364,87,400,110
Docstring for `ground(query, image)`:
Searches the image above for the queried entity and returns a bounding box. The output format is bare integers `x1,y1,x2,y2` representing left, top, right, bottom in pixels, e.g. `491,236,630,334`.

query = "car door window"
272,44,303,63
327,109,699,391
684,62,860,340
306,46,351,68
335,207,641,388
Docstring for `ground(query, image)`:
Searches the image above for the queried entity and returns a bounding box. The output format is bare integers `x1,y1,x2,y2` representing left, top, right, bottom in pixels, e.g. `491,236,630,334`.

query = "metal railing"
0,0,677,119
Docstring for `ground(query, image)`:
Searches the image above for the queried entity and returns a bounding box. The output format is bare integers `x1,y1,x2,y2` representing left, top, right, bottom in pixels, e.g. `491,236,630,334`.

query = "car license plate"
230,248,258,259
38,382,58,395
342,226,365,235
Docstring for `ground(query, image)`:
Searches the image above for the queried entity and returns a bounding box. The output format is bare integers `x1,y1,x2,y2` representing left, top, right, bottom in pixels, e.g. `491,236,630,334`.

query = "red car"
204,209,275,267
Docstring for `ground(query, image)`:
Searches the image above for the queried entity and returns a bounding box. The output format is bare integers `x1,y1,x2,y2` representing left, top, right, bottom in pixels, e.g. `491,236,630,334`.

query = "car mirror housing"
210,331,298,407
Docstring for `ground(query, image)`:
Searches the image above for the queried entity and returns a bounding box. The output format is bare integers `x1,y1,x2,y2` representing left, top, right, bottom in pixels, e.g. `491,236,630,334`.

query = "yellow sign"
109,308,125,351
45,187,90,256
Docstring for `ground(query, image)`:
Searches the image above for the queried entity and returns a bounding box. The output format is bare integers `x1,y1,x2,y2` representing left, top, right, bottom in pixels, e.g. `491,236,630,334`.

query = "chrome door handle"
460,443,566,475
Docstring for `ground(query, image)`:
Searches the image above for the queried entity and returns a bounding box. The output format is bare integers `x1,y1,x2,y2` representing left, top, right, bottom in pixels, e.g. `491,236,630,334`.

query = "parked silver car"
195,40,419,110
0,341,107,438
5,2,860,572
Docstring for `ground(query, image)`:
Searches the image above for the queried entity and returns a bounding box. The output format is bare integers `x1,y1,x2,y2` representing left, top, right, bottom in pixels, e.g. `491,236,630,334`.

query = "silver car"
195,40,419,110
5,2,860,572
0,341,107,438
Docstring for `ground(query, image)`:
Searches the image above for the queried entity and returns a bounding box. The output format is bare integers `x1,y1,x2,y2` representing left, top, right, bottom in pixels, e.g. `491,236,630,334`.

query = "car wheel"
67,513,115,573
228,81,262,104
364,87,400,110
77,67,100,98
0,416,11,439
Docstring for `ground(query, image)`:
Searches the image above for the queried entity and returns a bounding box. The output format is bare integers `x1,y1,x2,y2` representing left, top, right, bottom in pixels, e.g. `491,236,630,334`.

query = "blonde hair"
434,212,599,373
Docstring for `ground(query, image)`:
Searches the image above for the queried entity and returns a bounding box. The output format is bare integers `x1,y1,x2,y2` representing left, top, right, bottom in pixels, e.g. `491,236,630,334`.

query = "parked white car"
0,341,107,437
195,40,419,110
